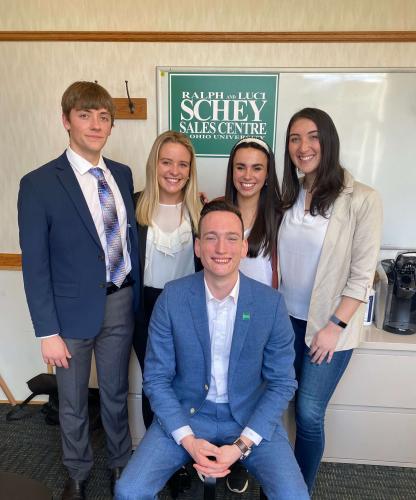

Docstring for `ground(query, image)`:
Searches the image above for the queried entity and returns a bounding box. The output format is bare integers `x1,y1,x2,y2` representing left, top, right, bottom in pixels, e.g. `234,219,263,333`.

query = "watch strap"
233,438,251,460
330,314,348,329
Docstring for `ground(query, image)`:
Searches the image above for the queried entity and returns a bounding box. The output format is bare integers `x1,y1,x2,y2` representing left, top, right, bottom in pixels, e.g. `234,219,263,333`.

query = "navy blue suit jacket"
143,271,296,441
18,151,140,339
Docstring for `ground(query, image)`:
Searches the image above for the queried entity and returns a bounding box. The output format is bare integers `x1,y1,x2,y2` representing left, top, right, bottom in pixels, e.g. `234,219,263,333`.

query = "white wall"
0,270,47,401
1,0,416,31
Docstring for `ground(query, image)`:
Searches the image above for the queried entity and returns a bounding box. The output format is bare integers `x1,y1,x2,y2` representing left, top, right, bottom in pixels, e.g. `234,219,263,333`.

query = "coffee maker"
376,252,416,335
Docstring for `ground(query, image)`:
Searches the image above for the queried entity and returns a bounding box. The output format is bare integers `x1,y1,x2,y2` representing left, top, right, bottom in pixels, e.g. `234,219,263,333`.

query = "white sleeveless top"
239,228,273,287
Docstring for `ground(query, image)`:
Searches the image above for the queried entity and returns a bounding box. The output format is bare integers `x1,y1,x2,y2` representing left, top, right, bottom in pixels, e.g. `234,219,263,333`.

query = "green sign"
169,72,279,157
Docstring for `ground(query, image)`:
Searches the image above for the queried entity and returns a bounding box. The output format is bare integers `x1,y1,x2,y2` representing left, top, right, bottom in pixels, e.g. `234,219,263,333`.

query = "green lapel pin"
242,312,250,321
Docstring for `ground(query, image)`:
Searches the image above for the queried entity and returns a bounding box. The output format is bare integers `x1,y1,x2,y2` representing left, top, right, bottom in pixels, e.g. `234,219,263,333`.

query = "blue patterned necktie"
89,167,126,287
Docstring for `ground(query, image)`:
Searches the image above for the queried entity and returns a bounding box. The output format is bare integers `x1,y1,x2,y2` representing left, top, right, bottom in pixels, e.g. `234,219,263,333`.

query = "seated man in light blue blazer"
116,200,308,500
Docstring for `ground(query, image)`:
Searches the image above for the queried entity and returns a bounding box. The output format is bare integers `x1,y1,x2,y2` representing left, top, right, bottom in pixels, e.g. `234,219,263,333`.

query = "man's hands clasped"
181,435,243,478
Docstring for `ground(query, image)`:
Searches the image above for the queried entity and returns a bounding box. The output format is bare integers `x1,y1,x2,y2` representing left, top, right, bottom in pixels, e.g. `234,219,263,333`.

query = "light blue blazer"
143,271,297,441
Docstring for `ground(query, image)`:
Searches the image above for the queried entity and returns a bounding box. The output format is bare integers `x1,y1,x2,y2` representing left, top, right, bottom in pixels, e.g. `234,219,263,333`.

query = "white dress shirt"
205,278,239,403
172,275,262,447
66,147,132,282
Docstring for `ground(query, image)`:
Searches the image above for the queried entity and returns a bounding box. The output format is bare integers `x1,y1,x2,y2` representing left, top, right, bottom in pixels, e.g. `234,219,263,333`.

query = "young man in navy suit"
18,81,139,500
116,200,308,499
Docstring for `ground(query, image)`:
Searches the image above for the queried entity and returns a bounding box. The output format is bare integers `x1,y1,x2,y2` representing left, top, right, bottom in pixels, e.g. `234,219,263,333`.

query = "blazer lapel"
228,274,253,383
313,175,353,290
138,224,148,281
55,153,102,249
106,159,140,260
107,162,132,217
188,273,211,379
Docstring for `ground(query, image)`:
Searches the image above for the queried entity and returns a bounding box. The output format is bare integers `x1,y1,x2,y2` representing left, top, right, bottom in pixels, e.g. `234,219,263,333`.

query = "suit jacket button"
98,254,105,261
190,407,195,414
204,384,209,391
99,283,106,288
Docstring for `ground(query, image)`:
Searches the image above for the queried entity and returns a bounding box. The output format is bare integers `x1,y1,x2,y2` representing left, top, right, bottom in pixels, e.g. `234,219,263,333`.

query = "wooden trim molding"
1,31,416,43
0,253,22,270
0,399,46,405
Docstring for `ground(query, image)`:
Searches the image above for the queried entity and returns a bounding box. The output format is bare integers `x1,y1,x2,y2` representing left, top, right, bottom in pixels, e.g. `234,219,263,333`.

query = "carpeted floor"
0,403,415,499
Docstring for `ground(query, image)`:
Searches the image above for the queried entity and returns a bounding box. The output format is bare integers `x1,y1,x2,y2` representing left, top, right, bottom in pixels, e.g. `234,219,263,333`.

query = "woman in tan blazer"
279,108,382,494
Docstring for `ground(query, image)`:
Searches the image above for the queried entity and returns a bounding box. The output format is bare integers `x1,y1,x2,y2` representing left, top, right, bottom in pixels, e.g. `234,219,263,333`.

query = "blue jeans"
115,400,308,500
290,317,353,494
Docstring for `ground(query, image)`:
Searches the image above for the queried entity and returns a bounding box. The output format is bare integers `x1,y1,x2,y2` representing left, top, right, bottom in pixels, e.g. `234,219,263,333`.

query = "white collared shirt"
205,277,238,403
172,274,262,447
66,147,132,282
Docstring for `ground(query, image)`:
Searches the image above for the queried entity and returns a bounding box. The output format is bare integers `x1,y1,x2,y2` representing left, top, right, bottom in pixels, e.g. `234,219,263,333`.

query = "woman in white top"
133,131,203,429
279,108,382,494
224,137,282,288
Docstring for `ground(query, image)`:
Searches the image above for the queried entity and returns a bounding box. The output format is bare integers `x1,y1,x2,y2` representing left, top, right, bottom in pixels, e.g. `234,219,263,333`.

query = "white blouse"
144,203,195,289
279,189,330,320
239,228,273,287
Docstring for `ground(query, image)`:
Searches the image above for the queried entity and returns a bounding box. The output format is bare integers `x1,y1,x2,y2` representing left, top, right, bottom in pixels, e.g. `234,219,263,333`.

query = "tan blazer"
280,169,383,351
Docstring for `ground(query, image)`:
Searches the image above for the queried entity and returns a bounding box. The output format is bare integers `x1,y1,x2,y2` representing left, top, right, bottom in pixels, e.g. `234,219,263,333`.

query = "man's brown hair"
198,199,244,238
61,81,115,125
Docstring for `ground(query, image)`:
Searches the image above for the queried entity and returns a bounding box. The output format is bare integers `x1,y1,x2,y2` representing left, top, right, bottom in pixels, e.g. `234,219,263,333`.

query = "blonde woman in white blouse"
133,131,203,430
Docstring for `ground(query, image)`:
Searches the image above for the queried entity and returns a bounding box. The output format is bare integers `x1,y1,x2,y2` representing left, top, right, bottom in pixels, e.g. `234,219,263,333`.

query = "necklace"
242,208,257,230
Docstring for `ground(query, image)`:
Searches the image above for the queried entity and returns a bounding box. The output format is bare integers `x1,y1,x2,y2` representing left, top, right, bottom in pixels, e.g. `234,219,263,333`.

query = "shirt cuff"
172,425,194,445
242,427,262,446
39,333,59,339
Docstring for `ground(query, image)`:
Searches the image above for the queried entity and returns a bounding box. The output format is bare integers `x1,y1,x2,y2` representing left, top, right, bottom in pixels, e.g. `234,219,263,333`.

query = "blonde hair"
136,130,202,230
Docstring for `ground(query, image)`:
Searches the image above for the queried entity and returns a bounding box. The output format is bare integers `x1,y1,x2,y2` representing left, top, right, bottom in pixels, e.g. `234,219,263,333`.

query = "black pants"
133,286,163,429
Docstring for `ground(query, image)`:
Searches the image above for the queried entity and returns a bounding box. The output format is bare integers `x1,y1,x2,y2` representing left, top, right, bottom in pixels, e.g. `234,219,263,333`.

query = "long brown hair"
225,139,282,258
282,108,344,217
